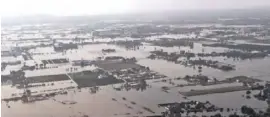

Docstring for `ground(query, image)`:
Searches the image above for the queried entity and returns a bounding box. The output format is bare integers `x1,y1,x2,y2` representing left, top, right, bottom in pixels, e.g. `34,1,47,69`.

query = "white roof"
25,60,36,66
35,60,43,65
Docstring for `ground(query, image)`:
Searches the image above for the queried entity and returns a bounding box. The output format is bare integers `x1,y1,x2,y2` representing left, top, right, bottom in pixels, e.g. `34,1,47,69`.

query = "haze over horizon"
1,0,270,17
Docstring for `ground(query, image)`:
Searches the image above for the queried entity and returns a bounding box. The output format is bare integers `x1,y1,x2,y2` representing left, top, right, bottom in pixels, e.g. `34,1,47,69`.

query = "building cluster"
254,82,270,102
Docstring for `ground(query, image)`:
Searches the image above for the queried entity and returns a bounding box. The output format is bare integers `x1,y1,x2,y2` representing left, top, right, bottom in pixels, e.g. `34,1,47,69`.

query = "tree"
214,113,222,117
241,105,256,116
229,113,240,117
246,90,251,95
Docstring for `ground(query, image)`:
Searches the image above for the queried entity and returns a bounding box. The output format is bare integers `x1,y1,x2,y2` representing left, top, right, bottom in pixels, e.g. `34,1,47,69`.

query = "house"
72,60,93,66
104,56,125,61
53,43,78,51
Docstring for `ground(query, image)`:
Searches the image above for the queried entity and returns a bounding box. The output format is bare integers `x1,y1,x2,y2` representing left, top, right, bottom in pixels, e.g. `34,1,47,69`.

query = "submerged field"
2,21,270,117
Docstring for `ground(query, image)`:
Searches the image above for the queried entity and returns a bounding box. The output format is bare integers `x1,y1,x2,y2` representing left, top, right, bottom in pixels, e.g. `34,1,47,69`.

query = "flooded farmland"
2,14,270,117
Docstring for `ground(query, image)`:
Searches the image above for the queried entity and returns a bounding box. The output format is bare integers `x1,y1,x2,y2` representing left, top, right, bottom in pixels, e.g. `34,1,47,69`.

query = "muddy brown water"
2,42,270,117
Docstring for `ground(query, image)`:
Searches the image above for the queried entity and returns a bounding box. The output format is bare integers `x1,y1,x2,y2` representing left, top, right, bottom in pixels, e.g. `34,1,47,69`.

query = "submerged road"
65,73,78,86
50,59,78,86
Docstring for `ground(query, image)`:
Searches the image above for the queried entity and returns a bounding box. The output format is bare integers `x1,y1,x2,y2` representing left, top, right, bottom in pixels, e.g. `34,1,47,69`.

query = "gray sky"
1,0,270,17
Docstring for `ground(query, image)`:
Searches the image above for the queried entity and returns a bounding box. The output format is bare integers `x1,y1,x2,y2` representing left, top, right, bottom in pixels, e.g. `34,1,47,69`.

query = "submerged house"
53,43,78,52
102,49,116,53
72,60,93,66
104,56,125,61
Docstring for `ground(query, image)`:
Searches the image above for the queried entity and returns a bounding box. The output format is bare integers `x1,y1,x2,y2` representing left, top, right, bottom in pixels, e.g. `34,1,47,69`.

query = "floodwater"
137,57,270,81
138,43,270,81
2,81,267,117
1,83,183,117
2,40,270,117
189,90,268,110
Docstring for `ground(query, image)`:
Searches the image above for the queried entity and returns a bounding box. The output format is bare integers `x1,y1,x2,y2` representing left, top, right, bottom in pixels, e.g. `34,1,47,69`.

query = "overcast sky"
1,0,270,17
